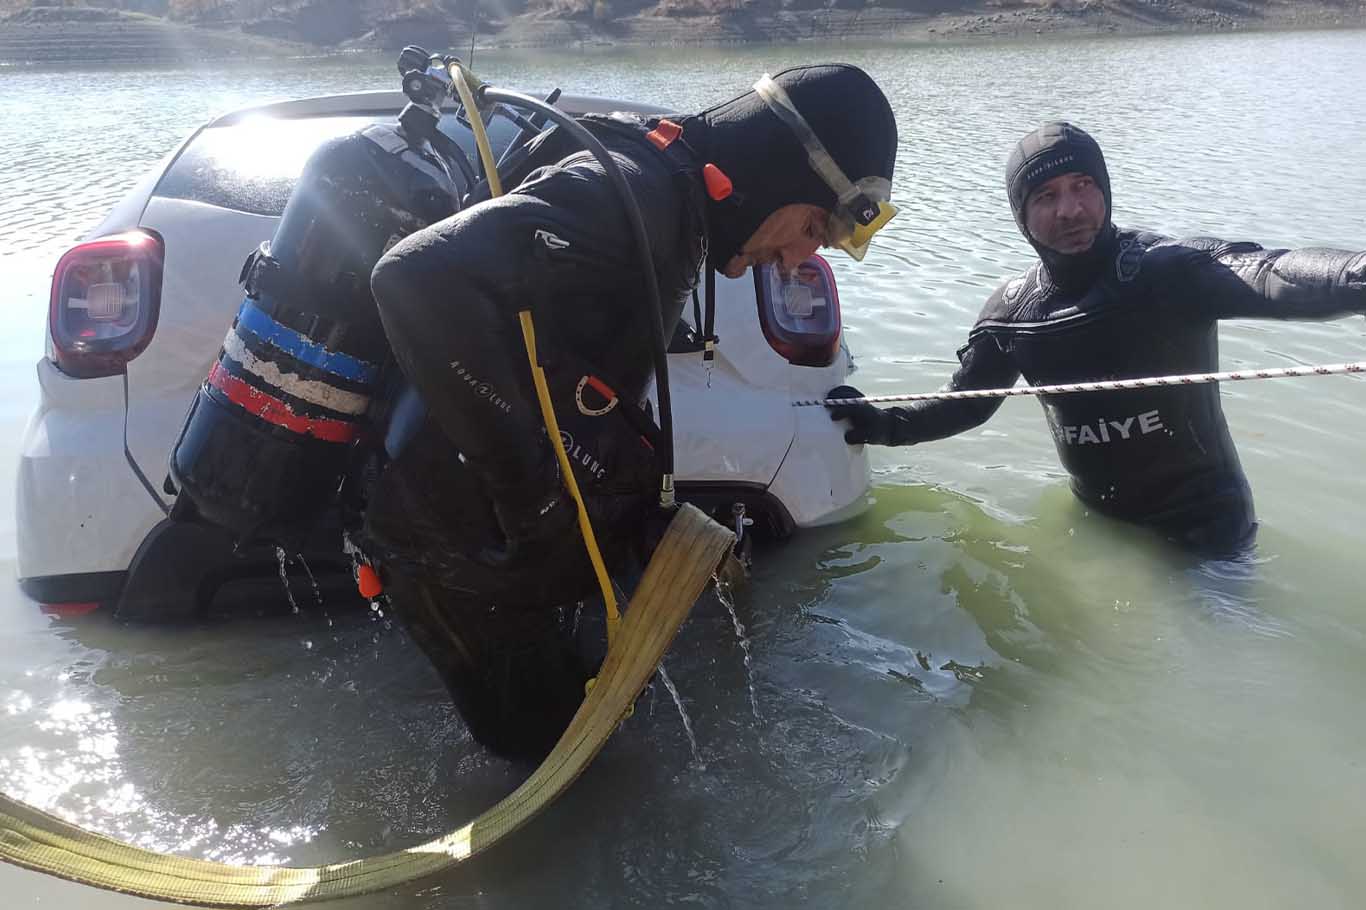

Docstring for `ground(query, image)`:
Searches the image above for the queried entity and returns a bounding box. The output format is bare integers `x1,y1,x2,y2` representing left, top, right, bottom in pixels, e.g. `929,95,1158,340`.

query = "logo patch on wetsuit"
559,430,608,481
1004,264,1038,303
448,358,512,414
1053,409,1165,446
1023,153,1075,185
1115,238,1144,283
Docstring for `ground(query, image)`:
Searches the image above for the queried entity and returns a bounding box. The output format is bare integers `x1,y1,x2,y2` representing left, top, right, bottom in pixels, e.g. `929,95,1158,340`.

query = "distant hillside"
2,0,1363,61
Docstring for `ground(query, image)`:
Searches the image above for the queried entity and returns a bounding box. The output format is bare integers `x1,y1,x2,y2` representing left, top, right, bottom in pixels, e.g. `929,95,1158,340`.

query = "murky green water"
2,30,1365,909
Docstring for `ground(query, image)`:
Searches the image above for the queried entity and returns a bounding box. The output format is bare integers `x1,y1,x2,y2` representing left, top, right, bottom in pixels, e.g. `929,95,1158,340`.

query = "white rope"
793,361,1366,407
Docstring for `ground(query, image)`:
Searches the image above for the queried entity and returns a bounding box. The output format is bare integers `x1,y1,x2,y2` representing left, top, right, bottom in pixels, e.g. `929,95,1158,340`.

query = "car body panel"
124,197,279,479
661,350,795,489
656,271,796,489
771,384,871,527
16,362,153,578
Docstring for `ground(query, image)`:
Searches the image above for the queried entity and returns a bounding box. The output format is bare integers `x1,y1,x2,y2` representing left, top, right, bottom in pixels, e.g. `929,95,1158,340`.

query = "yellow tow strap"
0,504,734,906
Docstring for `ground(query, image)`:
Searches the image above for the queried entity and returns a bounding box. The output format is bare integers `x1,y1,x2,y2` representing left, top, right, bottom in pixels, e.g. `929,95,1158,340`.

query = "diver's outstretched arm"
1177,239,1366,321
831,331,1020,446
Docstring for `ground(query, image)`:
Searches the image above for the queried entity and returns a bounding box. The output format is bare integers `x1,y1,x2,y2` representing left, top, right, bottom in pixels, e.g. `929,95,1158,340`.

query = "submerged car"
16,88,870,620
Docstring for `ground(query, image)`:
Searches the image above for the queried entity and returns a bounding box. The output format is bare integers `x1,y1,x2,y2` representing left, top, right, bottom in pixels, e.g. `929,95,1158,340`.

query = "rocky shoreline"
0,8,315,66
479,2,1366,48
1,2,1363,67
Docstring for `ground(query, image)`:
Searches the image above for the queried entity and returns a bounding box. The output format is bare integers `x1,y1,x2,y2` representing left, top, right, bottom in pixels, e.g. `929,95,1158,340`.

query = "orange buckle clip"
357,564,383,599
703,163,733,201
646,118,683,150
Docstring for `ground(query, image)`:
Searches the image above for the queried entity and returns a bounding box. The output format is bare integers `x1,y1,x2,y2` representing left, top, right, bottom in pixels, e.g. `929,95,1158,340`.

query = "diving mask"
753,75,898,261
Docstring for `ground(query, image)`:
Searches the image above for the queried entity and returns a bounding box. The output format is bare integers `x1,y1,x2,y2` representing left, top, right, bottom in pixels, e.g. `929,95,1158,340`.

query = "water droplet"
275,547,299,614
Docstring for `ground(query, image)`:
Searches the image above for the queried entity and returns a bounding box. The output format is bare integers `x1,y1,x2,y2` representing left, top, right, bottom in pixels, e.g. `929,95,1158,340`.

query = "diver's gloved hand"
825,385,892,445
481,472,579,568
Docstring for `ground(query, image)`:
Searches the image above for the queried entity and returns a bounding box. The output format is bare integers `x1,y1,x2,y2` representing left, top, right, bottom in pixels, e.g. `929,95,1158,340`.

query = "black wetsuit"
363,111,704,587
365,114,706,601
362,63,900,756
879,228,1366,552
362,115,707,755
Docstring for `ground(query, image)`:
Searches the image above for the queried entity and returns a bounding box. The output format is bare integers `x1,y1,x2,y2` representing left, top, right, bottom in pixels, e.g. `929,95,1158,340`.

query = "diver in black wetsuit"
365,65,899,756
829,122,1366,555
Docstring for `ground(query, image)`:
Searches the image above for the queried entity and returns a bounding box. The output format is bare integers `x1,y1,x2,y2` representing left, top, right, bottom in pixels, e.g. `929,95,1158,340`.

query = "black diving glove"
825,385,893,446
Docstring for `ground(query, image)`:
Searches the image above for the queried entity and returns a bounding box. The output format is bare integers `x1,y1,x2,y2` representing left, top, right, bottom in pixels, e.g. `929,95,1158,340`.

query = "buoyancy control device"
169,51,468,543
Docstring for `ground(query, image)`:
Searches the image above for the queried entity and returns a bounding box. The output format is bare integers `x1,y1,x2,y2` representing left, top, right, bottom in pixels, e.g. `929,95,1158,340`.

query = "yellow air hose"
450,62,622,645
0,62,736,906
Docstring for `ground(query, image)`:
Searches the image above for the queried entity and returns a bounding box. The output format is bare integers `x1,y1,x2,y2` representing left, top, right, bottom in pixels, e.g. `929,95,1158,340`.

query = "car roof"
206,91,670,127
88,90,673,238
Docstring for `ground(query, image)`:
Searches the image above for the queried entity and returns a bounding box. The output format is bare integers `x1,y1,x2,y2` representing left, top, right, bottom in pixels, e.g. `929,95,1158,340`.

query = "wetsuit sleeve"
1183,241,1366,320
878,330,1022,445
370,150,658,501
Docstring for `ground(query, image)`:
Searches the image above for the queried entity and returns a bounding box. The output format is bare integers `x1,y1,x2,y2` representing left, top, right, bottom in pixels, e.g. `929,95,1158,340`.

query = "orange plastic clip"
703,163,733,201
357,564,383,599
645,118,683,150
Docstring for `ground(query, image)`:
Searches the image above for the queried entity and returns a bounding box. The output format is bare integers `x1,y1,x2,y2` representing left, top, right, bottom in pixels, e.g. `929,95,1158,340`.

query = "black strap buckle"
238,243,278,299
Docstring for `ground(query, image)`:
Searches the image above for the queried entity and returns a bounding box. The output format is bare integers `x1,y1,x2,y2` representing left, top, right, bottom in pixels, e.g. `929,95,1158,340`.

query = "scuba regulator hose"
449,63,677,644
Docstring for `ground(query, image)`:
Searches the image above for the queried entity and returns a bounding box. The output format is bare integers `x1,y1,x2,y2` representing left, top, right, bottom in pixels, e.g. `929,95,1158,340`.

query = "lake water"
2,29,1366,909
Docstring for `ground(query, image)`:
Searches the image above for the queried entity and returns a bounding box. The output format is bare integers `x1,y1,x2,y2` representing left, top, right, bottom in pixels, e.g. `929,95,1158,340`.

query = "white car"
16,89,870,619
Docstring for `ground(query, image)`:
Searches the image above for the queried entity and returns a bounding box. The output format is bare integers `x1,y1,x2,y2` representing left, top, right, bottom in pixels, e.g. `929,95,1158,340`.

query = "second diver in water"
829,121,1366,555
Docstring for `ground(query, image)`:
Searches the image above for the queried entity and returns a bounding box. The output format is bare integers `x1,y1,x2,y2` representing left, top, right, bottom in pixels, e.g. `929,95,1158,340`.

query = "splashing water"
341,531,364,570
275,547,299,614
296,554,334,628
714,576,760,721
296,555,323,606
656,663,703,770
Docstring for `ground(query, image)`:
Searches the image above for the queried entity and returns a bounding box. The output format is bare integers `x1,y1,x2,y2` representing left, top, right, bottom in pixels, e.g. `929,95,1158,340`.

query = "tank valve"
731,502,755,569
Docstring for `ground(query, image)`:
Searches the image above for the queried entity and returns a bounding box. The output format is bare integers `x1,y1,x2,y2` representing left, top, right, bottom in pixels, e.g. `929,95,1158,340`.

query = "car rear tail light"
39,602,102,617
754,254,841,367
49,230,163,378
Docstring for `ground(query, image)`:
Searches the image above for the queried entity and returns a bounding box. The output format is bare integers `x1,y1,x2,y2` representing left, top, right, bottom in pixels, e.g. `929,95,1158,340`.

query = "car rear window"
153,112,521,216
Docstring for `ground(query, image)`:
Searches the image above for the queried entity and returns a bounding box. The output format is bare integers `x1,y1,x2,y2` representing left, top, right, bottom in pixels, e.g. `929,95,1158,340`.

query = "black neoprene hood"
1005,121,1117,290
681,63,898,269
1006,121,1112,238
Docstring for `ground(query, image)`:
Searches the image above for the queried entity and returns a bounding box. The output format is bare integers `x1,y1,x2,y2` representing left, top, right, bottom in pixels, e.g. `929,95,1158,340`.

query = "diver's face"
1024,172,1106,254
722,204,829,278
